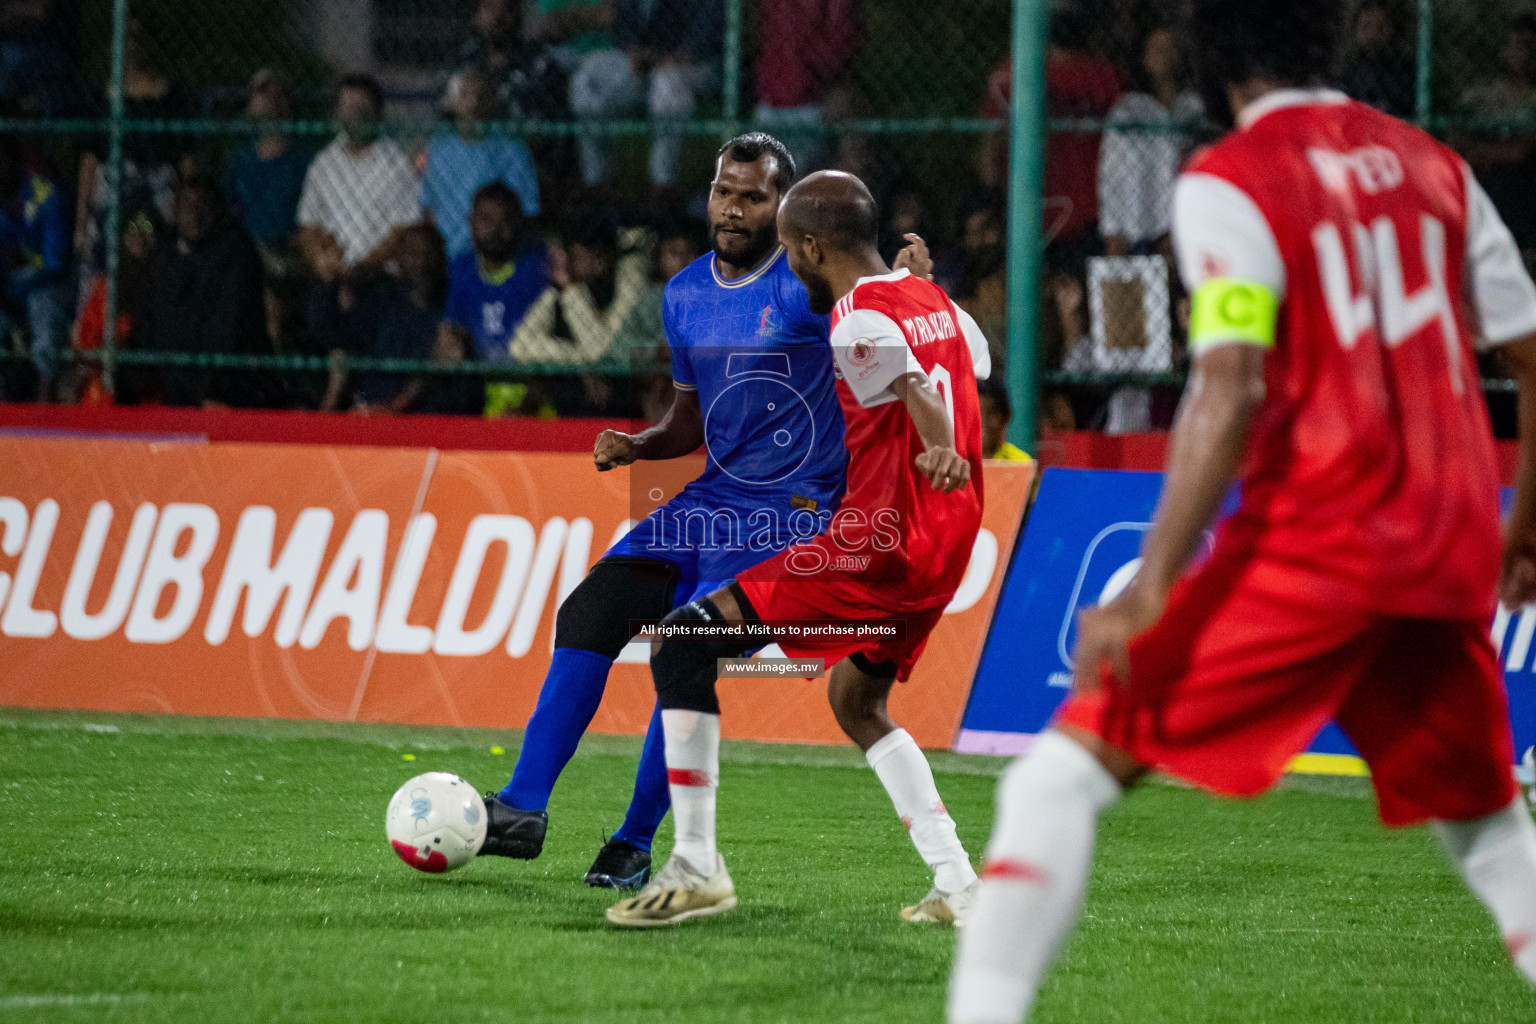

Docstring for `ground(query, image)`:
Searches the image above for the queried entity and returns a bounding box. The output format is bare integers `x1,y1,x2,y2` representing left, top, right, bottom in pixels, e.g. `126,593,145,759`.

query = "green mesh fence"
1,0,1020,417
1032,0,1536,433
1,0,1533,430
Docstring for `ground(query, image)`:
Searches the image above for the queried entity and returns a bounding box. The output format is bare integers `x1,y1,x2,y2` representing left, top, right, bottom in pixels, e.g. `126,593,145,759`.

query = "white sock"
948,731,1122,1024
662,708,720,871
866,728,978,894
1434,796,1536,985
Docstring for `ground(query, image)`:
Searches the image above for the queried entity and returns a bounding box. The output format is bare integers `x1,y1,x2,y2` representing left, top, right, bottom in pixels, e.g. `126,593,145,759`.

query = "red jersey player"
607,170,994,929
950,1,1536,1021
950,0,1536,1019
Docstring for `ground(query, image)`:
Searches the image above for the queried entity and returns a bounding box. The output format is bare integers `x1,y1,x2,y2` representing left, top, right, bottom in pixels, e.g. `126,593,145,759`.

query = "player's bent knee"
1053,722,1146,787
553,557,680,658
827,654,897,733
828,683,885,730
651,597,747,715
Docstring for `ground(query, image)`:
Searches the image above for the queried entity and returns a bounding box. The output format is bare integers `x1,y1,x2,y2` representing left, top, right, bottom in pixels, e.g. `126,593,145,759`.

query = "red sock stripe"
982,858,1050,884
1508,932,1531,957
667,768,715,787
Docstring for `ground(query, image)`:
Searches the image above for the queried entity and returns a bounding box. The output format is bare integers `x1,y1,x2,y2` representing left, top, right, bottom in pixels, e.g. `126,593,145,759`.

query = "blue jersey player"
478,133,930,889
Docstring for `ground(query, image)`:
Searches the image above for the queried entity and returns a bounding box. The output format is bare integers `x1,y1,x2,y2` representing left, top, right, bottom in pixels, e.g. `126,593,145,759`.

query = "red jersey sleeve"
829,306,924,408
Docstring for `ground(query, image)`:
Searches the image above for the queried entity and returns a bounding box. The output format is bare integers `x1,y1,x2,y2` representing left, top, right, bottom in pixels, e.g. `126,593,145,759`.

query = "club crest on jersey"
756,306,779,336
847,338,876,366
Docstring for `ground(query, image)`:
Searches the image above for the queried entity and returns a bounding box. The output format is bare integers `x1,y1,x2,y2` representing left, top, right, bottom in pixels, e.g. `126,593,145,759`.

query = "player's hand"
893,233,933,281
1071,584,1164,696
594,429,637,471
915,446,969,493
1500,519,1536,607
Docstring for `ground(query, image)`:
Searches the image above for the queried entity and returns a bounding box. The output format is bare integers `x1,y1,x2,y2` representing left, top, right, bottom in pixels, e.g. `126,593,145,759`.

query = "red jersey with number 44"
824,269,991,610
1173,89,1536,619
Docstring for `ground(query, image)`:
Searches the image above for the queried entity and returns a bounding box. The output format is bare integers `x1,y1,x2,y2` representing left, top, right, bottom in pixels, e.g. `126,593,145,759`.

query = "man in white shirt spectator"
297,74,421,282
1096,25,1202,257
511,208,645,368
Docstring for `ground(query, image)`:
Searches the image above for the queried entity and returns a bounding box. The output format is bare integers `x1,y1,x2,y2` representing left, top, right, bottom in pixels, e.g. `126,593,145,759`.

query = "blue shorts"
604,489,827,605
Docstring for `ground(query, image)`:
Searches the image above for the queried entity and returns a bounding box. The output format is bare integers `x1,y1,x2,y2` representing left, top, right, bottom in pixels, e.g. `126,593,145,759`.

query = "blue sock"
611,702,671,852
500,647,613,811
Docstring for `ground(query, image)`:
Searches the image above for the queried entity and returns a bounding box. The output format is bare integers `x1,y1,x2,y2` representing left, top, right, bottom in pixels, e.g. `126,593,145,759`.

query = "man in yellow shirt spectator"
980,379,1034,462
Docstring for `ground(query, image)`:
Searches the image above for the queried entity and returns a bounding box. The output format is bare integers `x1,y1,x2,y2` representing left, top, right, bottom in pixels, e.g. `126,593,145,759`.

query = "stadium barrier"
0,436,1034,749
0,401,641,452
963,468,1536,776
7,0,1533,457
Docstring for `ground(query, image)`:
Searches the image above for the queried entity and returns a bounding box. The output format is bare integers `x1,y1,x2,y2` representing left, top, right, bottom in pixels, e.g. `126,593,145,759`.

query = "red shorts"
736,550,948,681
1056,554,1517,826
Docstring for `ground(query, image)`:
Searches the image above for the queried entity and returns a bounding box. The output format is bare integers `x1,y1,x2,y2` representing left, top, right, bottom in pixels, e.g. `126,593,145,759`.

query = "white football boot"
900,879,980,927
605,852,737,928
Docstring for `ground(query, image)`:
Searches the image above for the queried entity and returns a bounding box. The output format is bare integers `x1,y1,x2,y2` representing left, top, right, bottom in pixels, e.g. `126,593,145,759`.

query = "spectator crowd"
0,0,1533,437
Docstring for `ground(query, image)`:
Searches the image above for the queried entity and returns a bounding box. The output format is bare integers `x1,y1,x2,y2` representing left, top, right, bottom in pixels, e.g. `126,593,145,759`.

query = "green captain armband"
1188,277,1279,353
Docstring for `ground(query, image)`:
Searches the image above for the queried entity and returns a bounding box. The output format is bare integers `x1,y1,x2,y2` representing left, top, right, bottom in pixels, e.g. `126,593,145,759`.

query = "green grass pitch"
3,707,1534,1023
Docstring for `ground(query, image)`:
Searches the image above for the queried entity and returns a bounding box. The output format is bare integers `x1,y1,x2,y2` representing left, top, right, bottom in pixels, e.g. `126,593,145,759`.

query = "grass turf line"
0,709,1531,1023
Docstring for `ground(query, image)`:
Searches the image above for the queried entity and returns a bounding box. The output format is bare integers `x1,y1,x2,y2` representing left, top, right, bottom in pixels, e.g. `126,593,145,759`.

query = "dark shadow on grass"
542,901,805,935
109,860,573,898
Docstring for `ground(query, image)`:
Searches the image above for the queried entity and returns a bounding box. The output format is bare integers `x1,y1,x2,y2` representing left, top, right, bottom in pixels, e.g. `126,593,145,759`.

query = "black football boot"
584,836,652,889
478,792,548,859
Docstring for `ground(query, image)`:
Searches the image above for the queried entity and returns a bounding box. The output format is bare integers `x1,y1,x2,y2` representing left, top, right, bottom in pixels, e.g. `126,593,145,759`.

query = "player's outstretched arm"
1500,333,1536,606
1073,344,1264,692
891,371,969,493
593,387,704,471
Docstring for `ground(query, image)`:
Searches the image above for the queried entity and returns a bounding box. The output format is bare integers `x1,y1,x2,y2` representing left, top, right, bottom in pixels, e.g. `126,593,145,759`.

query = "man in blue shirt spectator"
0,136,68,401
423,67,541,260
223,70,315,264
445,182,547,362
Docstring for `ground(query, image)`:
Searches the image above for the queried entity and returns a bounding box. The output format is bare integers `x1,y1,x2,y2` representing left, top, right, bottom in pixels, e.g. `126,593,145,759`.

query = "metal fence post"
101,0,130,396
1415,0,1433,126
1005,0,1049,454
722,0,743,131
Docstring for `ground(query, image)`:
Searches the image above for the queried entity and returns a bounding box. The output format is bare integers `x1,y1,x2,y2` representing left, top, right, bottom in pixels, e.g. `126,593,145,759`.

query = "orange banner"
0,437,1032,748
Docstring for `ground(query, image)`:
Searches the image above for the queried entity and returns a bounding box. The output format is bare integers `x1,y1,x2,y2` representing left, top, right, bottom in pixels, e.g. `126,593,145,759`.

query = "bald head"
777,171,885,315
779,170,880,255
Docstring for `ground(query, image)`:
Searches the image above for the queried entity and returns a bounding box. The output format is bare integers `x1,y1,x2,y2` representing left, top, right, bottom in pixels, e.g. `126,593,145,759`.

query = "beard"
711,218,779,272
475,236,514,264
802,271,836,315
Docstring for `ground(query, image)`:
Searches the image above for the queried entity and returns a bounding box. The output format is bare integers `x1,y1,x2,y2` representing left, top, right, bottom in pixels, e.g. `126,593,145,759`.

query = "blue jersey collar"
711,245,783,289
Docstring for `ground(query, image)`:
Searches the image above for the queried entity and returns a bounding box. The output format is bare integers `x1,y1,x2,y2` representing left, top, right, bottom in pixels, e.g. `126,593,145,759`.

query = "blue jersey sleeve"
663,281,696,391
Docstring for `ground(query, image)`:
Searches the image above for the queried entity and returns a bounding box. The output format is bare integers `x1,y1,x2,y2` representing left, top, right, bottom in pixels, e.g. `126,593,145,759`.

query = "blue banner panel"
961,469,1535,780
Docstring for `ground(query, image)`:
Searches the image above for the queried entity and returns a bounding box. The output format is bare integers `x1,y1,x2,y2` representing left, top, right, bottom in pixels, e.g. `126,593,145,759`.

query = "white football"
386,772,486,873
